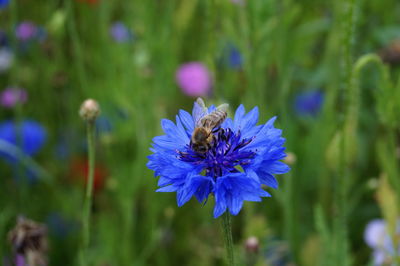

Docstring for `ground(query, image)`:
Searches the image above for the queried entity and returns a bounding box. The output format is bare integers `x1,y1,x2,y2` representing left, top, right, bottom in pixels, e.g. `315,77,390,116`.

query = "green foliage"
0,0,400,265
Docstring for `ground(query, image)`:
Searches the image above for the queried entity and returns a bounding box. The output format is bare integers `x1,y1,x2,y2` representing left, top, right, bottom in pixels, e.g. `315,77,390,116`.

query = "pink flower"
231,0,245,5
175,62,212,97
15,21,37,41
0,88,28,108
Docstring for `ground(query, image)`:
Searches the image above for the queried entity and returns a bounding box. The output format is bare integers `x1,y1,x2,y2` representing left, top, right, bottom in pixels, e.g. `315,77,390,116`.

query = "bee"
191,98,229,153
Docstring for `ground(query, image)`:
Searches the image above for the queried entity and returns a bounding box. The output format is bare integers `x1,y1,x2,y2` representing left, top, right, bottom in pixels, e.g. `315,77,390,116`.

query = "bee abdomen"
201,110,227,128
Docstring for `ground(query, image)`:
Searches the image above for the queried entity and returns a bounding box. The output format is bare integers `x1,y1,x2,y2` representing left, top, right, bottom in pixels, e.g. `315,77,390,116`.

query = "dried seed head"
245,236,259,254
79,99,100,122
8,216,48,266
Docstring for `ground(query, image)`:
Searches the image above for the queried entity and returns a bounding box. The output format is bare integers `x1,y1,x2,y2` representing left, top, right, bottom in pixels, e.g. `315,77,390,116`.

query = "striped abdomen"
200,109,228,130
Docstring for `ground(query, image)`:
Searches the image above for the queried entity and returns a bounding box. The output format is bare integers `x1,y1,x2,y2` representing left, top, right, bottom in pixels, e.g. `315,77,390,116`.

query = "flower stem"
80,121,96,266
221,212,235,266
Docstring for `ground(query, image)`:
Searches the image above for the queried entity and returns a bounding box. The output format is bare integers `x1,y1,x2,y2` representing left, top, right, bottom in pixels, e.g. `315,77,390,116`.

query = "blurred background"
1,0,400,265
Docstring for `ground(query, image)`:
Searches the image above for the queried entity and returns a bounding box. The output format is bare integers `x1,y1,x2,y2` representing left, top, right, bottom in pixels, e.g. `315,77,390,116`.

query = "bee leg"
211,134,217,147
212,127,222,134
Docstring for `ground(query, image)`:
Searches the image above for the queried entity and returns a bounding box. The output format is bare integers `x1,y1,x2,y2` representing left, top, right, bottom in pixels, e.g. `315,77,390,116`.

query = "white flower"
0,48,13,73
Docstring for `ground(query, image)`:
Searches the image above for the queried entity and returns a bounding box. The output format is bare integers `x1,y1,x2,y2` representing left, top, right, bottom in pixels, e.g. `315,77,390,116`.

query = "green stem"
221,212,235,266
80,121,96,265
66,0,88,92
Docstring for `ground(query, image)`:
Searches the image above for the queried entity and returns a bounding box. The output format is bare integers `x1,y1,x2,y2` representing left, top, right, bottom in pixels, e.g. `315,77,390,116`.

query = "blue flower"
226,45,243,69
0,0,9,8
0,30,8,47
110,22,134,43
147,100,290,218
46,213,78,239
220,44,243,69
294,90,324,117
0,120,47,161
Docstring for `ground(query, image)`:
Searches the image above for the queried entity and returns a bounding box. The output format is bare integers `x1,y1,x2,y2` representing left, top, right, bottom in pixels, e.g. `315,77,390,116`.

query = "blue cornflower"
147,100,290,218
46,213,78,239
110,22,134,43
0,0,9,8
294,90,324,117
219,44,243,69
226,45,243,69
96,115,113,134
0,30,8,47
0,120,47,161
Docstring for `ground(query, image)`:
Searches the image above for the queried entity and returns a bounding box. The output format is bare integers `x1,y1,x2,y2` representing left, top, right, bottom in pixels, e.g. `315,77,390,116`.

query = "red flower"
70,158,107,192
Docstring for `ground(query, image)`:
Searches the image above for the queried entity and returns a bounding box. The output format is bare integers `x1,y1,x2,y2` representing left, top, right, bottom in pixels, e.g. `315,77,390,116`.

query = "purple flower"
364,219,400,265
15,21,38,41
15,255,26,266
109,22,133,43
0,88,27,108
176,62,212,97
231,0,245,5
294,90,324,117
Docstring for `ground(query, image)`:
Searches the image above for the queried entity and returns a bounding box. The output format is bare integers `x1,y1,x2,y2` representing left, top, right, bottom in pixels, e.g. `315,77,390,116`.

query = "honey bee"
191,98,229,153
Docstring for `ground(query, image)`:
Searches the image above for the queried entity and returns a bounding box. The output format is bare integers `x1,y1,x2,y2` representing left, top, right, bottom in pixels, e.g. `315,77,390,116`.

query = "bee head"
191,142,208,153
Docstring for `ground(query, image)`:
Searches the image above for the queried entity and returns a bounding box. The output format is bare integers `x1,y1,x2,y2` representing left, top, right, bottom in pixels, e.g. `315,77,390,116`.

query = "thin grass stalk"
66,0,88,92
335,0,358,264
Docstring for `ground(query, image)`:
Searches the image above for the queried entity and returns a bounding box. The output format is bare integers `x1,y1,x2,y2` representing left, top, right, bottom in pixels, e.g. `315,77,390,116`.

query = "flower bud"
79,99,100,122
284,152,297,165
245,236,259,254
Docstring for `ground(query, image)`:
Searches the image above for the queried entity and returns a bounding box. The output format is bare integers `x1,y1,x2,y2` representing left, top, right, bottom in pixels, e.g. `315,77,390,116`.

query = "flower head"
0,120,46,162
79,98,100,122
15,21,38,41
294,90,324,117
176,62,212,97
0,30,8,46
221,44,243,69
8,216,48,266
0,48,13,73
0,0,9,9
0,87,28,108
147,99,289,218
245,236,260,253
46,213,77,239
231,0,245,5
0,0,10,9
110,22,133,43
364,219,400,265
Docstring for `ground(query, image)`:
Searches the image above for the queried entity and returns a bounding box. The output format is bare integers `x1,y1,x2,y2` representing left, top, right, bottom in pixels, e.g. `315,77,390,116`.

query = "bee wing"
199,103,229,129
193,98,208,126
216,103,229,113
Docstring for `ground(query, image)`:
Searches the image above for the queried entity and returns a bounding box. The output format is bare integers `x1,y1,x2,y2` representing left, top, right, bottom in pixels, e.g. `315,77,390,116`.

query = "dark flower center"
178,129,255,178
